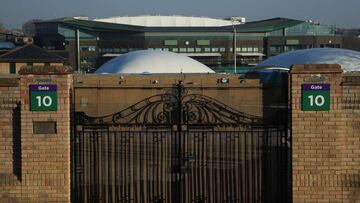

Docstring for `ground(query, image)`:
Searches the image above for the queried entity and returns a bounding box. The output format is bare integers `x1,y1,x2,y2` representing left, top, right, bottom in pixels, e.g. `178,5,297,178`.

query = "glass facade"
58,25,97,39
268,22,335,36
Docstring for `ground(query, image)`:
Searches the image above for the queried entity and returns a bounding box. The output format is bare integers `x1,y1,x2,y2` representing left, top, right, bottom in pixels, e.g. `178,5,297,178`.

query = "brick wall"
0,76,21,187
0,66,72,202
291,64,360,202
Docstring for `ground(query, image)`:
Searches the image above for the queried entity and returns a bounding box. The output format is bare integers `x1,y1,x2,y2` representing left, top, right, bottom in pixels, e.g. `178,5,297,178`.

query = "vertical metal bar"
139,131,144,203
208,129,213,203
196,131,200,201
134,131,137,202
95,132,99,202
157,131,160,202
83,130,87,203
128,131,133,201
115,132,122,202
75,29,80,73
265,127,270,201
145,130,150,203
202,131,207,202
261,127,266,201
245,130,249,203
277,128,281,201
114,132,118,202
166,130,170,203
89,132,93,202
256,129,261,202
234,130,239,202
239,131,244,203
224,131,229,202
120,132,124,201
106,131,110,203
169,130,172,203
152,132,156,201
251,127,255,203
214,132,219,202
160,131,165,202
219,131,223,202
99,132,102,202
136,132,141,203
85,131,89,203
110,131,115,203
232,131,236,201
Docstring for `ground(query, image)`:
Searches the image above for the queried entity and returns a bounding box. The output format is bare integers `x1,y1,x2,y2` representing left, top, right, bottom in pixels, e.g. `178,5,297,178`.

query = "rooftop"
0,44,67,63
94,15,245,27
40,16,305,33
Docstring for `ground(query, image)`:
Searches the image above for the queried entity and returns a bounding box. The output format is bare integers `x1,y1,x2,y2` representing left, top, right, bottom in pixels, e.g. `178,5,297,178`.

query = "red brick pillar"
18,66,72,202
290,64,360,202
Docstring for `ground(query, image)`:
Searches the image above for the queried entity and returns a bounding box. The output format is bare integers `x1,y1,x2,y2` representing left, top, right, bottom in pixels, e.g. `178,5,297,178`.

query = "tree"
0,22,4,30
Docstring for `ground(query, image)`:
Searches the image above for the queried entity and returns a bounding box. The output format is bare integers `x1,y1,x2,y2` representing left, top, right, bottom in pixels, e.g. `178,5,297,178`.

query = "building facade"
34,16,352,73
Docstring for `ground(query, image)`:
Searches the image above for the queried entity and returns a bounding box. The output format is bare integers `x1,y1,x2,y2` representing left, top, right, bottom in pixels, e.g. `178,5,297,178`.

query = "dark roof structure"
234,17,303,33
0,44,66,63
41,17,144,32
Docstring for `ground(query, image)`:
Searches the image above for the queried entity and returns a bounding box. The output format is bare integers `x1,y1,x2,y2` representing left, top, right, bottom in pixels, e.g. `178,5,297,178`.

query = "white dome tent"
256,48,360,72
95,50,215,74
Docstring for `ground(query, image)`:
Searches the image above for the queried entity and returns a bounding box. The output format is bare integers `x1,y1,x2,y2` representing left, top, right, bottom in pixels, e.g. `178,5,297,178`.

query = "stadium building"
34,16,341,72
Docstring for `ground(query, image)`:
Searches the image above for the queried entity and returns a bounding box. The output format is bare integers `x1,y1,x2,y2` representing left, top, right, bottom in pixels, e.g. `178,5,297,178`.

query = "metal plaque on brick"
302,84,330,111
33,121,57,134
29,84,57,111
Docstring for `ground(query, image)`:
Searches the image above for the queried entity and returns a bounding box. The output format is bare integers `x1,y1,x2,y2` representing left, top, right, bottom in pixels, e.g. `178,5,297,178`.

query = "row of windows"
270,44,341,55
231,47,260,52
319,44,340,48
99,47,262,54
164,39,210,46
99,47,137,53
80,46,96,51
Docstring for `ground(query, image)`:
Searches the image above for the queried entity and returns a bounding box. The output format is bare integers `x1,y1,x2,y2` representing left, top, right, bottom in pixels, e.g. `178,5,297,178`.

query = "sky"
1,0,360,29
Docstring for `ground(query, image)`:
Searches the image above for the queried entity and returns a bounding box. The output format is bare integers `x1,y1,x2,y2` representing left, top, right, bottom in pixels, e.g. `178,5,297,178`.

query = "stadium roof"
40,16,304,33
95,15,245,27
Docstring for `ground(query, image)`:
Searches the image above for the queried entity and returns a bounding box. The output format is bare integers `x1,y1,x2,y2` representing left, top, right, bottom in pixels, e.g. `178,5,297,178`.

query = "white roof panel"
94,15,245,27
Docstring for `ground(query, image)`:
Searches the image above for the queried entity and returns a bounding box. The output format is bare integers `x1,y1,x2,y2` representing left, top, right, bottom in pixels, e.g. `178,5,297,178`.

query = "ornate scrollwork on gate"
181,94,260,125
77,93,178,126
76,85,262,127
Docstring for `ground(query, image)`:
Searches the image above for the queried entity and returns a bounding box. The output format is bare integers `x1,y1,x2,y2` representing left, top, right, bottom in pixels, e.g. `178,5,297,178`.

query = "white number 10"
308,95,325,106
35,96,53,107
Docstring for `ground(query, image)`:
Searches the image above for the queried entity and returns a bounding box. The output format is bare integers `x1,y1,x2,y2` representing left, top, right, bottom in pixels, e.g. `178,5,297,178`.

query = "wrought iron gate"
72,83,290,203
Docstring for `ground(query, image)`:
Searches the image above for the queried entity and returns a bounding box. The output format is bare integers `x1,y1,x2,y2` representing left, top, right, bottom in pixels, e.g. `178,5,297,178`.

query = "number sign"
30,84,57,111
302,84,330,111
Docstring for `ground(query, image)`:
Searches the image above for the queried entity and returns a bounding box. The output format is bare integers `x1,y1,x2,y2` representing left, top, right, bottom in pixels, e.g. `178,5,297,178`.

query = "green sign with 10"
30,84,57,111
302,84,330,111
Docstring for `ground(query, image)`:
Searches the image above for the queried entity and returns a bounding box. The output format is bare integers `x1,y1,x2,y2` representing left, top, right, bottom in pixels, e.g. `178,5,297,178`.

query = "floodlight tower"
231,17,242,73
